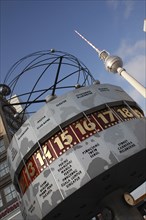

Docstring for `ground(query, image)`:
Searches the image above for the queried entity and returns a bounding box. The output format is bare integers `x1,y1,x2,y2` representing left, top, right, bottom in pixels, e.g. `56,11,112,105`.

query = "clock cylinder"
7,83,146,220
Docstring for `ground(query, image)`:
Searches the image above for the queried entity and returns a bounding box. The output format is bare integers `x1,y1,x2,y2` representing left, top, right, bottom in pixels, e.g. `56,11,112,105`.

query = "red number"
50,127,79,156
24,156,40,183
93,108,120,129
113,106,136,121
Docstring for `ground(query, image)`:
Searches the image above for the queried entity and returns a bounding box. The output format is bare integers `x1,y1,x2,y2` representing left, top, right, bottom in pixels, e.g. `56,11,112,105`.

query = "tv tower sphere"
104,55,123,73
6,49,146,220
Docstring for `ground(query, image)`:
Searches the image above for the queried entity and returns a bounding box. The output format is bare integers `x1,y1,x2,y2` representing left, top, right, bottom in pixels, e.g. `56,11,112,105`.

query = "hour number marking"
132,108,144,118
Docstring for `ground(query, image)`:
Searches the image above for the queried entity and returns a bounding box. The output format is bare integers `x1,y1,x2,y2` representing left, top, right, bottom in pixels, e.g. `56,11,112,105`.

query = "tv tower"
75,30,146,98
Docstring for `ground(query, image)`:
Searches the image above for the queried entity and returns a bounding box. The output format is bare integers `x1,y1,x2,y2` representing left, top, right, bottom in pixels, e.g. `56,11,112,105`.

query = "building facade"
0,93,23,220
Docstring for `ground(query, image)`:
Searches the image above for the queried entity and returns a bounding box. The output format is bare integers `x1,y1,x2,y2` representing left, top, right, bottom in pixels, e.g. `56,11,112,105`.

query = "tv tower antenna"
75,30,146,98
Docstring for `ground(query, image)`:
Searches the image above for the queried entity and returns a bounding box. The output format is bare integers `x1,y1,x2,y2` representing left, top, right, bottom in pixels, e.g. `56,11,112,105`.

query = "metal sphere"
93,80,100,85
105,55,123,73
75,84,81,89
0,84,11,96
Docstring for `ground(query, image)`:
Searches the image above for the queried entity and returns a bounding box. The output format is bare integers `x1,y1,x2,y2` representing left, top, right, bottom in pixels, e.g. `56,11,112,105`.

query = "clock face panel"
17,104,144,194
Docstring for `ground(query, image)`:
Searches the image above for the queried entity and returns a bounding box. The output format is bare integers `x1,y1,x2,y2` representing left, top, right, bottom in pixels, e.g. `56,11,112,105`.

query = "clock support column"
99,189,143,220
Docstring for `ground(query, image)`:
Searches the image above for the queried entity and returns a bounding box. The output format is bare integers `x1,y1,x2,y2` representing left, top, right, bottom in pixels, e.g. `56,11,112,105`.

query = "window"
0,193,3,208
4,184,16,203
0,138,5,153
0,160,9,177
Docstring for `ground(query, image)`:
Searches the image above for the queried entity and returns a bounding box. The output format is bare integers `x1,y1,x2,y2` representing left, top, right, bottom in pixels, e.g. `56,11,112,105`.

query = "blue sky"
0,0,145,113
0,0,146,200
